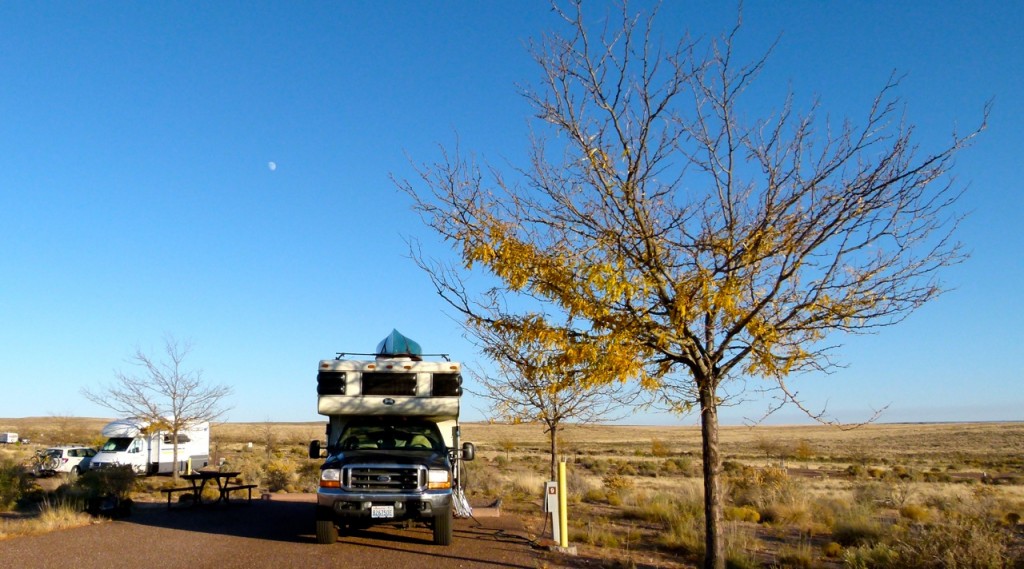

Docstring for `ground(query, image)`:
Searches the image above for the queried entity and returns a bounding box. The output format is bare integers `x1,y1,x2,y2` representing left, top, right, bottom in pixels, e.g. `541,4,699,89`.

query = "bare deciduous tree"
83,336,232,480
400,3,984,567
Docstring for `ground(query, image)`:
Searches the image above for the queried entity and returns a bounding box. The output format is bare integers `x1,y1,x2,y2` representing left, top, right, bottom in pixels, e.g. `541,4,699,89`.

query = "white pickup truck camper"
310,329,475,546
90,418,210,475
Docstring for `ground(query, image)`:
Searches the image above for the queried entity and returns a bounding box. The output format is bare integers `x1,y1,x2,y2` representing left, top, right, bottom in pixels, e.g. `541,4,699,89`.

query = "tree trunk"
549,424,559,481
171,429,180,481
699,380,724,569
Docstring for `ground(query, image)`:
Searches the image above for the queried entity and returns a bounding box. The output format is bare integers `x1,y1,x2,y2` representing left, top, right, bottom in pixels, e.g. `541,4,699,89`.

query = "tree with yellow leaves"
399,3,985,567
461,312,636,481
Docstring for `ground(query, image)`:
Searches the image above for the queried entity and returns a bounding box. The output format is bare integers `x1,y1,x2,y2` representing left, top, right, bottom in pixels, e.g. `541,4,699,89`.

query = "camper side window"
162,434,191,444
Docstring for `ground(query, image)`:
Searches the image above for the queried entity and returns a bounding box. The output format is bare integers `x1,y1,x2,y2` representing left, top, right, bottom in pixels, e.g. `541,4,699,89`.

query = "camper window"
163,434,191,444
101,438,133,452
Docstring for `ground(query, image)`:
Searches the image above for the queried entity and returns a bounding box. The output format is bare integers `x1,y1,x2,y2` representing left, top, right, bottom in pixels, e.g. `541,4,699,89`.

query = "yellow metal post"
557,460,569,548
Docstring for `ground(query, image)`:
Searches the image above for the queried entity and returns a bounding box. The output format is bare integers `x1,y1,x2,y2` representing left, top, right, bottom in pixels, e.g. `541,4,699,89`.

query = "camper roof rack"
334,352,451,362
333,329,451,361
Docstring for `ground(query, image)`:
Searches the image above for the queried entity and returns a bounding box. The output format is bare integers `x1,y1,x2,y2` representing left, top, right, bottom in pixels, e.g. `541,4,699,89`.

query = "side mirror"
309,440,322,459
461,442,475,462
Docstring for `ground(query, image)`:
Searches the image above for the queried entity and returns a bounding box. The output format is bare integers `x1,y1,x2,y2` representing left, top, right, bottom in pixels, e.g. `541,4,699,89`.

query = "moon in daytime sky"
268,161,277,171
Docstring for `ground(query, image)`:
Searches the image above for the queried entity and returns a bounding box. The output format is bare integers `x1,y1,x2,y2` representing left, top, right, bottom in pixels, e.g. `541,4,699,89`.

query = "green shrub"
583,487,608,503
264,459,296,492
296,460,321,493
851,481,889,506
650,438,671,457
76,466,137,500
759,502,811,526
635,461,660,477
661,456,697,477
606,491,624,506
832,512,884,547
225,454,264,489
616,461,638,476
724,505,760,523
729,466,794,510
602,473,634,493
0,458,32,511
898,503,932,523
842,543,898,569
809,497,851,528
578,458,609,475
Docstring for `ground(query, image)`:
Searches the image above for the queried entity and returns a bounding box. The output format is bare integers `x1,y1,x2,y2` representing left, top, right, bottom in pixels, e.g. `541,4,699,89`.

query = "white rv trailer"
90,418,210,475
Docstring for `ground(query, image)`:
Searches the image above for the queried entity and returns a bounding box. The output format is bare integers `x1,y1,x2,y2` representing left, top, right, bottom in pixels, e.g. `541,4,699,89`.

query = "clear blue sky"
1,2,1020,426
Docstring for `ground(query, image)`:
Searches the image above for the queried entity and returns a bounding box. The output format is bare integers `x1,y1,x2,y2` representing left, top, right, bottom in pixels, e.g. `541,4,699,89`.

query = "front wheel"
316,519,338,544
432,509,452,546
315,508,338,544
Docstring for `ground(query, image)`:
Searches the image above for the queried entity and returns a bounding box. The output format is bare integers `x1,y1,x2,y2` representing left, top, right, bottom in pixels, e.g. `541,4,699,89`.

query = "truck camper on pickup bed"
309,330,475,546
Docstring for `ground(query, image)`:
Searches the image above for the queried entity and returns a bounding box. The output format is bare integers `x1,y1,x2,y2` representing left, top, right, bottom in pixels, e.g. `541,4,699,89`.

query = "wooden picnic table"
162,470,256,509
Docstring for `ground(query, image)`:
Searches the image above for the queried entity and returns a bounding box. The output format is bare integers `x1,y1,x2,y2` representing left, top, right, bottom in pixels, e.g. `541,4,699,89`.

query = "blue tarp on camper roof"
375,329,422,357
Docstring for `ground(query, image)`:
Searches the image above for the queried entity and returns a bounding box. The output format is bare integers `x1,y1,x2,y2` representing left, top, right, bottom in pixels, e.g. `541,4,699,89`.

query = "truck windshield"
100,437,133,452
340,421,443,451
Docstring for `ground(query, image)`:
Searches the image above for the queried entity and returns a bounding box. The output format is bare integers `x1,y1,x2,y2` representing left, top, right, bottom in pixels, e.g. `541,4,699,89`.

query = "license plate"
371,505,394,519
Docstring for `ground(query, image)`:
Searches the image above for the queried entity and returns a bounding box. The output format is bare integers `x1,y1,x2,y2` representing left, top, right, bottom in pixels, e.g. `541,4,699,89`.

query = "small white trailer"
0,432,18,444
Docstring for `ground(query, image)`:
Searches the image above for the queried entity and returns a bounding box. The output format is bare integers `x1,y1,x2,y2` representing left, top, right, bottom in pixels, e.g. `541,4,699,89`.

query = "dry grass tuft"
0,496,96,540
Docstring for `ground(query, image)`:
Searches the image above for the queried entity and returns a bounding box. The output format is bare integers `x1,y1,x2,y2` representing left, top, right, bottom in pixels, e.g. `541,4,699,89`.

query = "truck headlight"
427,469,450,490
320,468,341,489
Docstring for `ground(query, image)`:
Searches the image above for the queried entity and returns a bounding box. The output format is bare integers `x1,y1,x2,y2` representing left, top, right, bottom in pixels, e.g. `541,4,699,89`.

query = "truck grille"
344,464,424,492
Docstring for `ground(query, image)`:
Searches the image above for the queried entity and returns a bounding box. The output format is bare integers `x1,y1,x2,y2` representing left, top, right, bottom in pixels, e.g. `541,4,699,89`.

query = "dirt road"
0,495,547,569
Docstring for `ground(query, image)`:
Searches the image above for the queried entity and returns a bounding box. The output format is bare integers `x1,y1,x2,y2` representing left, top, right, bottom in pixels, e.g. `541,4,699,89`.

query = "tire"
316,519,338,544
432,508,453,546
315,508,338,544
70,466,80,477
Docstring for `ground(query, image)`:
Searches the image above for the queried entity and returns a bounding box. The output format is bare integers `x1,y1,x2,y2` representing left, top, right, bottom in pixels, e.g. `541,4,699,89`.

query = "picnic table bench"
161,470,257,509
